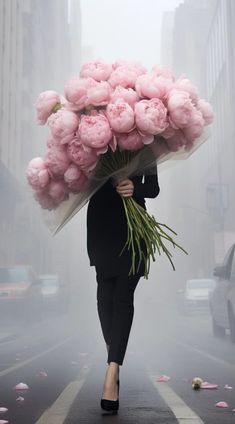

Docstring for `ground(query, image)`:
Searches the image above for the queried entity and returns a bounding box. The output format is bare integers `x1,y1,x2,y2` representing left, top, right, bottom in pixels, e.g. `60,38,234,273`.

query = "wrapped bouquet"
26,59,214,278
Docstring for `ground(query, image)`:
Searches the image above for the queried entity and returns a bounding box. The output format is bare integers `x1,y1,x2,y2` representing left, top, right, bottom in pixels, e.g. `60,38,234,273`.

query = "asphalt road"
0,299,235,423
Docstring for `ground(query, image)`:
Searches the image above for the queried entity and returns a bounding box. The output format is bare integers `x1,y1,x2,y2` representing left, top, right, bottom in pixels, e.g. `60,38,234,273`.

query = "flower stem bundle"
120,197,188,279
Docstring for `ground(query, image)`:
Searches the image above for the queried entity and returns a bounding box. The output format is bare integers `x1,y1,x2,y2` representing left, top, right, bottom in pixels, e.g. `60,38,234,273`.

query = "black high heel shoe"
100,379,120,413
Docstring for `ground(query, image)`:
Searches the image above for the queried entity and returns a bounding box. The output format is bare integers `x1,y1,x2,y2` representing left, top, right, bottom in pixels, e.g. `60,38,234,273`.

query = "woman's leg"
96,273,116,347
96,273,119,401
107,273,141,366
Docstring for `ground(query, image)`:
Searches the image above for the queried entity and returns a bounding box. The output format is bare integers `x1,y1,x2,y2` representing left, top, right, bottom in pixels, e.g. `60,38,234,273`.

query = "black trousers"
96,271,141,366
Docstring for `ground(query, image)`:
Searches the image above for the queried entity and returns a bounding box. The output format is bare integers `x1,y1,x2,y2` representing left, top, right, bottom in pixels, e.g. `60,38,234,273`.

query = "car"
209,243,235,342
39,274,69,313
0,265,42,320
177,278,216,314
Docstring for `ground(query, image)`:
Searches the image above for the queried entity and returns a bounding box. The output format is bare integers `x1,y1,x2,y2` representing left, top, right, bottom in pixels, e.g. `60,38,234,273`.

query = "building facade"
159,0,235,285
0,0,82,282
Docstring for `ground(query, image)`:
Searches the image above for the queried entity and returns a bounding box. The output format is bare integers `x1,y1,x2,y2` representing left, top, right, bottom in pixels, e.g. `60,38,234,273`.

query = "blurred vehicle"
178,278,216,314
209,244,235,342
0,265,42,320
39,274,69,313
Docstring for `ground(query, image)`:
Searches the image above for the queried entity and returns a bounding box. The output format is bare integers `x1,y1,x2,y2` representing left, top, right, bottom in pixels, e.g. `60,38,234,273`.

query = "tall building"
0,0,82,277
160,0,235,284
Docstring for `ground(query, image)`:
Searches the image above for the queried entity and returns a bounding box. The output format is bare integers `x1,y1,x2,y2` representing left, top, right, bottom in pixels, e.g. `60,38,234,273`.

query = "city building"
159,0,235,283
0,0,82,282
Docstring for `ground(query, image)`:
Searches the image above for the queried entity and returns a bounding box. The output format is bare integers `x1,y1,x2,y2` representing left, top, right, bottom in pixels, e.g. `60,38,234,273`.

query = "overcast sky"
80,0,183,68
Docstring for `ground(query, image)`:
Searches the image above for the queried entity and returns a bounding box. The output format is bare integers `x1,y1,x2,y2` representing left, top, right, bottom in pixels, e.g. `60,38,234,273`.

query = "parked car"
0,265,42,320
39,274,69,313
209,244,235,342
177,278,216,314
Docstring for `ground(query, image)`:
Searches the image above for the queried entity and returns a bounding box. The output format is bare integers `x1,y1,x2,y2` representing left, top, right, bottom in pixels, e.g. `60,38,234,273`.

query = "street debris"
224,384,233,390
157,375,171,382
201,381,218,389
16,396,25,403
36,371,48,379
14,382,29,391
192,377,203,389
215,401,229,408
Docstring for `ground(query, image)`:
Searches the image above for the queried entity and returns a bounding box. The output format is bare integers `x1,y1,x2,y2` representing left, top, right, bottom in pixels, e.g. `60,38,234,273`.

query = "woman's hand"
116,178,134,198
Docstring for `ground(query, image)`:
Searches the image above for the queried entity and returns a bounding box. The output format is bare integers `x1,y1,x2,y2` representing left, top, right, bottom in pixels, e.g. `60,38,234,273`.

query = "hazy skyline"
80,0,183,68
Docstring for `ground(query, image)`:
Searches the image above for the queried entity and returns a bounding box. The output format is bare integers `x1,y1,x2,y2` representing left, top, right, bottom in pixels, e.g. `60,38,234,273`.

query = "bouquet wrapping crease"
26,60,214,278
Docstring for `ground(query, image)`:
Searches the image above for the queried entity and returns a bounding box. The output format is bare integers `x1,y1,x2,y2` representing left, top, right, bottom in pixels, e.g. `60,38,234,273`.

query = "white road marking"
147,368,204,424
0,335,75,378
35,361,92,424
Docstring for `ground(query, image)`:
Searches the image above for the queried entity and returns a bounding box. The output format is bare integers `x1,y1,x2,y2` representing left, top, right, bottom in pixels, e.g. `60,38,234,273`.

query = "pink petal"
201,382,218,389
232,409,235,412
0,408,8,413
14,382,29,391
16,396,24,403
36,371,48,379
215,401,229,408
157,375,170,382
0,420,9,423
224,384,233,390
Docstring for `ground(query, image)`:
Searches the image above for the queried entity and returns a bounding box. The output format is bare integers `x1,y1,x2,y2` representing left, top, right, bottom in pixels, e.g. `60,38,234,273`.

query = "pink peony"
135,98,168,135
46,135,61,149
135,74,172,100
67,138,98,172
80,60,113,81
161,123,176,139
86,81,111,107
47,109,79,144
197,99,214,125
78,113,112,150
110,86,139,108
151,65,175,81
112,60,147,75
34,190,56,210
64,164,88,193
116,130,145,151
45,146,70,177
108,63,146,89
64,76,96,110
183,109,205,142
166,130,187,152
48,180,68,204
167,89,196,129
173,78,199,104
35,90,61,125
26,157,50,190
106,101,135,133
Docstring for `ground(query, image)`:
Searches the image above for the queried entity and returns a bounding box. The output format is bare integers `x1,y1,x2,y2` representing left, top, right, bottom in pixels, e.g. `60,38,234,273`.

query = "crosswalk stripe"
147,368,204,424
35,361,92,424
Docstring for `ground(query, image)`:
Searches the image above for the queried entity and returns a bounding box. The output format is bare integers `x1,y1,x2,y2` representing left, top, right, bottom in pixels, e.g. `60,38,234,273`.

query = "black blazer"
86,165,160,277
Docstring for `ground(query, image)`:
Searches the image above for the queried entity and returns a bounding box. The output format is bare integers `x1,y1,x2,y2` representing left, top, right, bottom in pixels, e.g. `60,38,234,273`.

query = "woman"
86,164,160,412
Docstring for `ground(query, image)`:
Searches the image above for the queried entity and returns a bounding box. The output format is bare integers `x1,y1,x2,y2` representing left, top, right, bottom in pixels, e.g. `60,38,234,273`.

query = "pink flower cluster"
28,60,214,210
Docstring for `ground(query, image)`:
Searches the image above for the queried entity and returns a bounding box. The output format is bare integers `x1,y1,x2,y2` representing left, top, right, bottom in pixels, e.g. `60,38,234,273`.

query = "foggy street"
0,296,235,423
1,0,235,423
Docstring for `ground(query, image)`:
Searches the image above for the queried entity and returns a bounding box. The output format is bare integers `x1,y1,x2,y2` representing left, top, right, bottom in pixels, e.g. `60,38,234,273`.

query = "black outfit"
87,165,160,365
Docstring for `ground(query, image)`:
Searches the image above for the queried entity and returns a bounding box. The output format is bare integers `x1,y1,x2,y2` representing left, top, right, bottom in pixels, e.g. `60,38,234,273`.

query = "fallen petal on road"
14,383,29,390
16,396,25,403
224,384,233,390
157,375,171,382
215,401,229,408
201,382,218,389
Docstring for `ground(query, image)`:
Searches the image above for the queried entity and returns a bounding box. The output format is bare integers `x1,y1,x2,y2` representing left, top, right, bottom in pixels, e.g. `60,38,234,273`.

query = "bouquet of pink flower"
26,59,214,278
